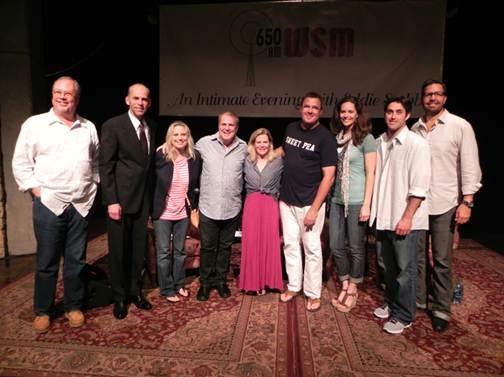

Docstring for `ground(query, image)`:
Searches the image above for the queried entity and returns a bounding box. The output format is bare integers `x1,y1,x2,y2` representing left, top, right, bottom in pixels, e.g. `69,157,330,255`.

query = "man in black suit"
99,83,156,319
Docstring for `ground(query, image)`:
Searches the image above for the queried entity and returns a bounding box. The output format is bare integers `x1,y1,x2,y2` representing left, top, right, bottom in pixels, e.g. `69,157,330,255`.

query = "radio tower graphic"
229,10,273,87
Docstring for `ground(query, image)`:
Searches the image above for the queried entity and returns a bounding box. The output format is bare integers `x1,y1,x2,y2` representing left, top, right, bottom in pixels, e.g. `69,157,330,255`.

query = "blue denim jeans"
32,199,89,315
199,212,239,286
417,207,456,321
376,229,420,324
329,203,367,284
153,218,189,296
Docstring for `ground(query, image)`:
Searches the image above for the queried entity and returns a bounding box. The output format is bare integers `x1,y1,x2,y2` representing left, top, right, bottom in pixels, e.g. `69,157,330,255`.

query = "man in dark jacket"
99,83,156,319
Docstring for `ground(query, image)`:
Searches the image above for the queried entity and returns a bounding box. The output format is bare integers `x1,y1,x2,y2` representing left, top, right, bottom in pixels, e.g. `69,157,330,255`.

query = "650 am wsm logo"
230,9,354,86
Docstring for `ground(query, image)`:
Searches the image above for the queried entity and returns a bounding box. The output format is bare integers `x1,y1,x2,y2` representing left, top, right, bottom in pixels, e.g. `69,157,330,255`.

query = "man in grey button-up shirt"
195,111,247,301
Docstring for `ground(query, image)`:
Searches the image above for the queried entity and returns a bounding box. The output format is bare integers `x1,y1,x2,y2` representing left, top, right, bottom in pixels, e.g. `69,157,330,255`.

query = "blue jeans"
376,230,420,324
32,199,89,315
153,218,189,296
329,203,367,284
199,212,239,286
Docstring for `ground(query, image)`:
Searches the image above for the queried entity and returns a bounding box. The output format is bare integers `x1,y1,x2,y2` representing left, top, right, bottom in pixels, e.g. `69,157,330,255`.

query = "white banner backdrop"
160,0,445,117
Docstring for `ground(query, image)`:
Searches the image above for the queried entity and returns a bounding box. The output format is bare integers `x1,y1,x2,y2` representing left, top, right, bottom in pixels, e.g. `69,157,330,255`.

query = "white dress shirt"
370,126,431,231
411,109,482,215
128,111,150,153
12,108,100,216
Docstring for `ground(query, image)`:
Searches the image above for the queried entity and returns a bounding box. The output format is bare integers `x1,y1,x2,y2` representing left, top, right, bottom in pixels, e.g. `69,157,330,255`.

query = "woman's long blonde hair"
162,121,196,161
247,128,277,162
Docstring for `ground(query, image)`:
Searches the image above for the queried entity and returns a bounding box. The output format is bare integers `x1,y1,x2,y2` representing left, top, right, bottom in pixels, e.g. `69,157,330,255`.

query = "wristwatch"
462,200,474,208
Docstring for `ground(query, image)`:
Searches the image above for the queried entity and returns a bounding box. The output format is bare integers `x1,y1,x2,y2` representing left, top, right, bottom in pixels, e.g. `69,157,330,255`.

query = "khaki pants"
280,201,326,299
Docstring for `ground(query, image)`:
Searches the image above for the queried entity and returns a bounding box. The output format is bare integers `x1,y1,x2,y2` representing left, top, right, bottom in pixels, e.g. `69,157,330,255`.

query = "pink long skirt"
239,192,283,291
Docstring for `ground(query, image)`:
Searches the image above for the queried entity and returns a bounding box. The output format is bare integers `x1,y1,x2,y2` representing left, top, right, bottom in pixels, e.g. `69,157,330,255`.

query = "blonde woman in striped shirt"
152,121,201,302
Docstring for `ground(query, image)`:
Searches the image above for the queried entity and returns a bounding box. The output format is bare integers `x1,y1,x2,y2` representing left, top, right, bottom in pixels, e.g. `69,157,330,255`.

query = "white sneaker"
383,319,411,334
373,304,390,319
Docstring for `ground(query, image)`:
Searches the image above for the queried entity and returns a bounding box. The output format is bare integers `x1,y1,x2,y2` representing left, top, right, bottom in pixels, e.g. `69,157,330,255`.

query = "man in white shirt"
370,96,431,334
412,80,482,332
12,76,100,333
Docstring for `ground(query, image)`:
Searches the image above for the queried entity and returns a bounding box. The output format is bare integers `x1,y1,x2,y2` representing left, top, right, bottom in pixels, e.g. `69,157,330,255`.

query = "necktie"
139,122,148,156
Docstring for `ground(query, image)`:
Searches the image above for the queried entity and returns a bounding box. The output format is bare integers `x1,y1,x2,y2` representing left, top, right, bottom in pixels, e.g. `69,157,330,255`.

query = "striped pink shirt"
160,157,189,220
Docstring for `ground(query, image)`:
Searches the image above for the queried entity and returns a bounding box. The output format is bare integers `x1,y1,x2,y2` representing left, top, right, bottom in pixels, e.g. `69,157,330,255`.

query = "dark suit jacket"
152,149,202,220
99,112,157,214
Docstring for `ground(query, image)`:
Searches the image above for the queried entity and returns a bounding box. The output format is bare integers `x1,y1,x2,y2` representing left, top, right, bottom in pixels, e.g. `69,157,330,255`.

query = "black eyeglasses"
423,91,445,98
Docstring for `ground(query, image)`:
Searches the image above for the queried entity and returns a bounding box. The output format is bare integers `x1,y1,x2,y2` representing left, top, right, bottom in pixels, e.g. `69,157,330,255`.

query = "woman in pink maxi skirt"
239,128,283,295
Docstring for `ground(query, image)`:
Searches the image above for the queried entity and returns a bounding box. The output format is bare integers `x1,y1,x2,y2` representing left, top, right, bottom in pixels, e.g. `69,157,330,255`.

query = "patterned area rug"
0,236,503,376
309,238,504,377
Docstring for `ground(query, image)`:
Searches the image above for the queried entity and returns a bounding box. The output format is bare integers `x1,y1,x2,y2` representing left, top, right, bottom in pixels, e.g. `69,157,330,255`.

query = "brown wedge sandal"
331,289,348,308
335,292,358,313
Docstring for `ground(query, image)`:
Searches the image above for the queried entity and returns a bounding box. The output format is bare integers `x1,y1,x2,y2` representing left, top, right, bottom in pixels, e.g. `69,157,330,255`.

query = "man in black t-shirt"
278,92,338,312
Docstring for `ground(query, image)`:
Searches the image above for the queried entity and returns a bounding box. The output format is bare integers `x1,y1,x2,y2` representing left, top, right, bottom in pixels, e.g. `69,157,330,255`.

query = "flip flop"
280,290,299,303
306,298,321,312
166,295,181,303
178,288,189,297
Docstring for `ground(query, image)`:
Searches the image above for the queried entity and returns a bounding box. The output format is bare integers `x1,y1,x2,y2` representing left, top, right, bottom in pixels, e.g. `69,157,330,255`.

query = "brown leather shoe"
33,315,50,333
65,310,85,327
